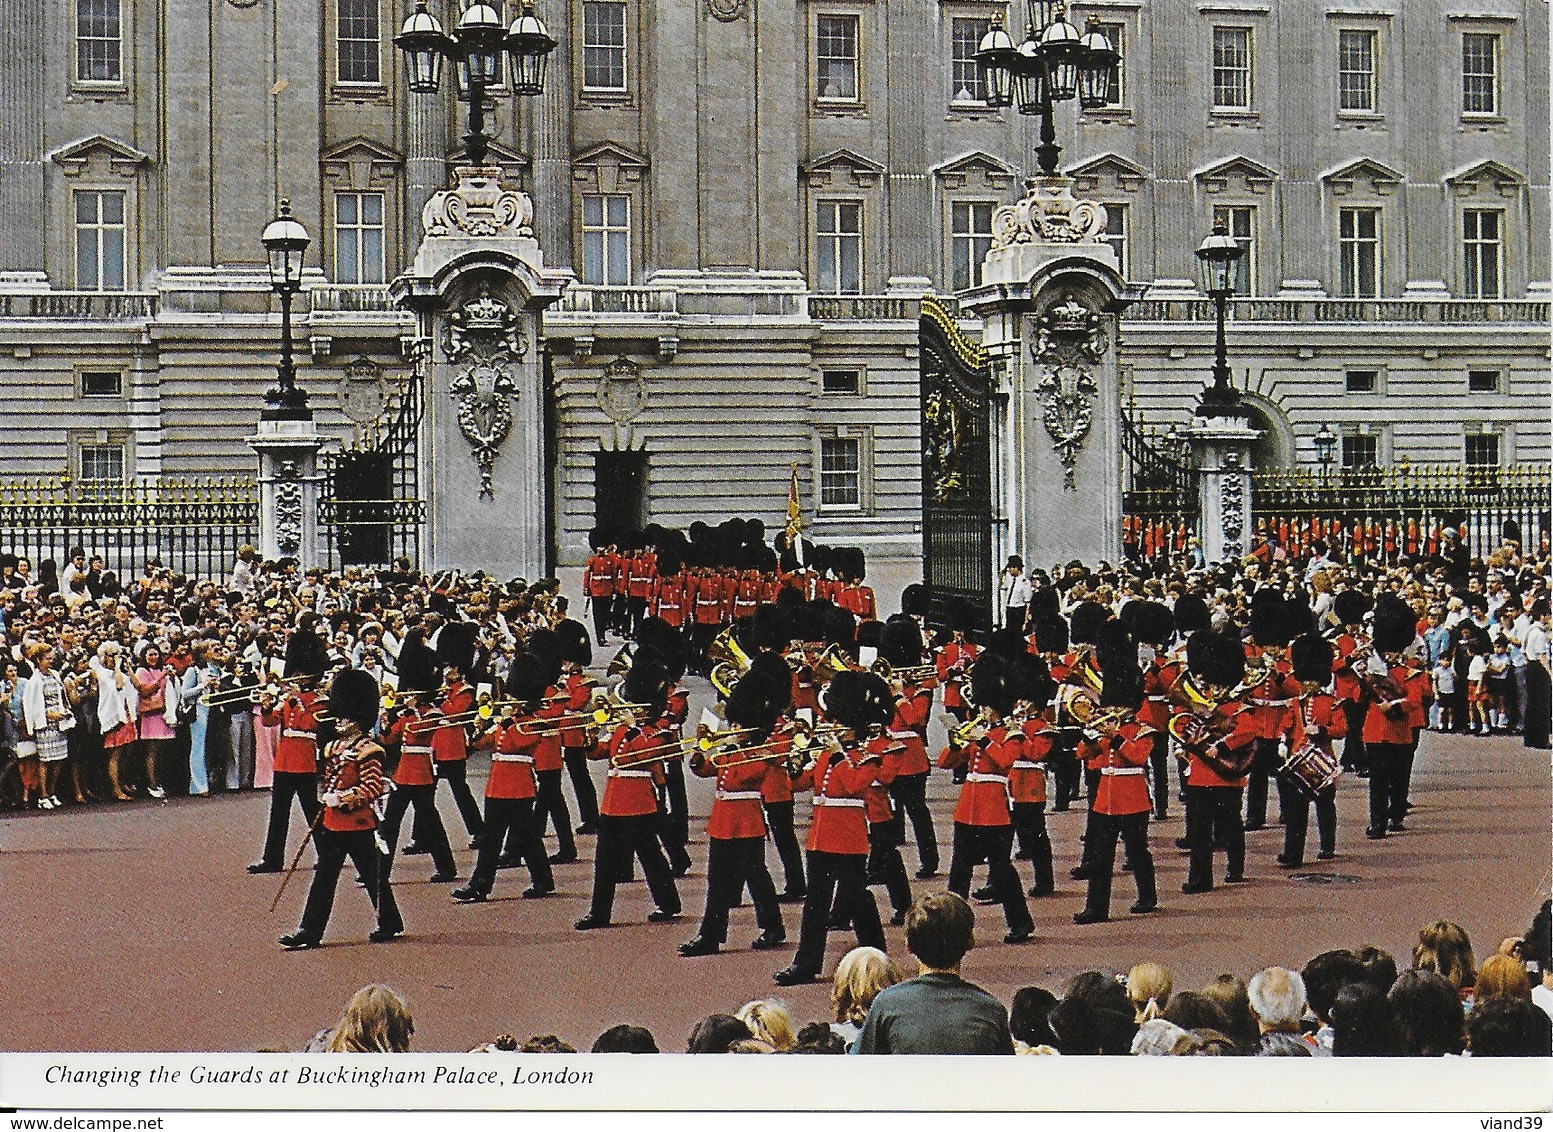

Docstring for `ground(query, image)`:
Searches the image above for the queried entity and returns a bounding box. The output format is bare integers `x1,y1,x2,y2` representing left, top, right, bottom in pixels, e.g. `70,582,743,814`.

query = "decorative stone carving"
991,176,1108,249
597,357,647,423
1031,294,1109,489
274,480,303,557
444,288,528,364
924,388,964,502
439,289,529,498
338,357,390,425
1220,473,1246,560
421,165,535,240
707,0,749,19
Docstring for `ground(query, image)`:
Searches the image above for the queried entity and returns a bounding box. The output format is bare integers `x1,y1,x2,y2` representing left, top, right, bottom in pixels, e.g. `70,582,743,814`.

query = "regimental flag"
785,461,804,539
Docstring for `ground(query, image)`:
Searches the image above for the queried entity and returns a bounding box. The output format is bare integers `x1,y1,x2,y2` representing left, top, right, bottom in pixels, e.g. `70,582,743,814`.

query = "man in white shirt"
998,556,1032,632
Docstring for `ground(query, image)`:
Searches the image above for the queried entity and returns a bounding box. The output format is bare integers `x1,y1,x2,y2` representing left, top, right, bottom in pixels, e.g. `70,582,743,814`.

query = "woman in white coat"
92,642,139,799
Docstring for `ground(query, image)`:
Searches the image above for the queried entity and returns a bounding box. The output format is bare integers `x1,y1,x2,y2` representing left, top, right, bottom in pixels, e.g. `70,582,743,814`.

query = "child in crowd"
1466,645,1491,736
1430,653,1455,732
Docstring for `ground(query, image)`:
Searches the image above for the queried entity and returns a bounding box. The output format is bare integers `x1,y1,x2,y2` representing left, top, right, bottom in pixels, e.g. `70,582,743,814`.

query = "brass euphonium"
707,626,753,698
812,643,859,683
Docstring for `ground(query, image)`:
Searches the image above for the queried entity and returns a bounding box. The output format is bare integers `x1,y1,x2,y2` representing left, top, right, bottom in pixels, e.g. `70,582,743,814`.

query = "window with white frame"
1462,209,1503,299
581,194,631,285
1345,369,1379,394
815,200,862,294
74,189,126,291
1467,369,1502,394
1211,26,1252,110
1337,28,1376,112
950,17,989,104
1338,207,1380,298
334,191,386,284
821,368,862,395
1341,433,1378,469
819,436,862,508
79,442,125,482
75,0,122,84
950,201,995,292
336,0,381,85
582,1,628,92
1464,432,1500,467
80,370,123,397
1102,204,1128,277
1213,204,1255,296
1461,32,1498,116
816,14,860,101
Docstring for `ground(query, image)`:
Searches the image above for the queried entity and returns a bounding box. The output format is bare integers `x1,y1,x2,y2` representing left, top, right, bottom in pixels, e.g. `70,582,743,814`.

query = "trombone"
201,682,264,708
518,695,652,735
609,725,756,767
870,658,939,685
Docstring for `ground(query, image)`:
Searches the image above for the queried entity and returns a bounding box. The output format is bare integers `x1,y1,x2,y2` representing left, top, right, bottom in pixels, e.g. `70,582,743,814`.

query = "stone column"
246,419,326,568
0,0,45,272
530,0,570,265
1190,415,1259,566
391,166,572,578
405,86,449,247
959,177,1137,574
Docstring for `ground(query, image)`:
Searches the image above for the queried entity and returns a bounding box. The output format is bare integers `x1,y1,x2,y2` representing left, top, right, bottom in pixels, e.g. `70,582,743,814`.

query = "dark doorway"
333,449,393,565
594,449,648,539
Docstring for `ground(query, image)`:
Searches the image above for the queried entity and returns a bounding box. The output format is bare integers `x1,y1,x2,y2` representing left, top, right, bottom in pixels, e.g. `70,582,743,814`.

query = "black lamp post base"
1194,381,1249,419
262,387,313,422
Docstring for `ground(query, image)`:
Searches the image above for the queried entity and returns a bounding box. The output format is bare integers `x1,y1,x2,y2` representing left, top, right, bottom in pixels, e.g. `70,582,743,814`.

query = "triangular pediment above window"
320,137,403,189
1193,155,1279,195
571,141,649,193
1320,157,1403,196
572,141,649,171
932,151,1017,191
1068,152,1150,193
49,135,150,178
1445,159,1524,198
802,148,885,188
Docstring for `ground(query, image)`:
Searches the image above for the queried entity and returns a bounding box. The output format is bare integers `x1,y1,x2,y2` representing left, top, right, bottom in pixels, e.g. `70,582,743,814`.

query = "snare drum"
1279,741,1342,798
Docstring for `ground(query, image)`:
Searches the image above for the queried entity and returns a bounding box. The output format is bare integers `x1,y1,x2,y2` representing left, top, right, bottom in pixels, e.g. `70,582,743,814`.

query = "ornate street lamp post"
1315,422,1337,481
260,199,311,420
1194,221,1247,418
395,0,557,168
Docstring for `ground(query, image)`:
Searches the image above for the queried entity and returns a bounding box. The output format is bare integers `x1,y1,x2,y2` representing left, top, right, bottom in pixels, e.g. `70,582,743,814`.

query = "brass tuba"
707,626,753,698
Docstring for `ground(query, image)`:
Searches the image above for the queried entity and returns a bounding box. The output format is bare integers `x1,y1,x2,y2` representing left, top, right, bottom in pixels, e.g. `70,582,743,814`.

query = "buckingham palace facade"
0,0,1547,567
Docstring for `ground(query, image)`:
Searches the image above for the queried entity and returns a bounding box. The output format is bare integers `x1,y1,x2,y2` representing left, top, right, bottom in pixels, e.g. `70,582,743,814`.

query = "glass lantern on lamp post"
260,199,311,420
1194,221,1247,418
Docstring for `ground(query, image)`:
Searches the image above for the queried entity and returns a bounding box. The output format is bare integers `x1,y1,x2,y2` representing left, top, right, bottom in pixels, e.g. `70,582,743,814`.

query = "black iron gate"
319,370,427,569
1120,413,1199,567
919,296,994,635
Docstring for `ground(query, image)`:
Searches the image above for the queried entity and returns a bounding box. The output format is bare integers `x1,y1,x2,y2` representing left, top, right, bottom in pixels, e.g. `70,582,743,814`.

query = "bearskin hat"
823,669,894,733
941,596,973,633
724,664,786,736
1070,601,1111,646
327,667,380,731
504,652,552,707
1007,650,1055,713
1284,600,1318,641
282,628,328,679
900,583,930,618
750,604,792,653
436,620,477,674
821,604,857,650
855,618,883,652
554,618,593,668
1173,593,1212,637
1095,621,1142,709
634,616,687,683
1249,596,1295,648
1122,600,1175,648
745,652,795,717
1372,594,1416,655
1031,613,1069,656
622,644,673,719
1030,585,1061,620
1333,589,1372,627
1186,628,1248,690
879,615,925,668
970,652,1018,717
1290,634,1334,684
987,625,1029,662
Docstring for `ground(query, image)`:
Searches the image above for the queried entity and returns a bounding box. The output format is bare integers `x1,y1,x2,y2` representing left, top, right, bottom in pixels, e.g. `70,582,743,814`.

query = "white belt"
1012,760,1046,771
1252,698,1293,707
814,796,865,808
610,768,653,779
403,745,433,757
282,729,316,741
492,753,535,764
1100,767,1146,777
887,730,920,741
1147,695,1169,703
715,789,763,802
966,772,1009,784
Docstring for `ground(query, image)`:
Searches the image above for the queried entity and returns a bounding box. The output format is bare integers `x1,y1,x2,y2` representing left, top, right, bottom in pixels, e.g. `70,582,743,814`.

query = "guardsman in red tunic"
583,537,622,647
248,629,326,874
1278,634,1348,868
280,669,402,948
1125,601,1178,821
378,685,457,885
1073,628,1157,924
1242,596,1301,832
552,619,600,836
880,615,939,879
936,627,980,725
453,654,555,903
762,712,809,902
1362,596,1424,840
625,546,657,638
773,670,890,986
677,667,788,957
1174,629,1257,894
426,623,484,846
938,653,1035,944
575,649,682,930
852,725,911,926
1331,589,1373,773
691,569,728,675
732,568,762,625
651,564,689,632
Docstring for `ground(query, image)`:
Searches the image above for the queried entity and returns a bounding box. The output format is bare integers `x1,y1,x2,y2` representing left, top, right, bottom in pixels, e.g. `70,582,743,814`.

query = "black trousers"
656,760,691,871
563,746,600,827
862,819,912,915
1341,701,1369,771
427,760,483,841
1525,663,1551,749
587,813,680,922
1243,737,1283,828
1281,779,1336,863
590,596,611,647
533,768,576,858
1148,732,1171,819
947,823,1032,933
1011,800,1054,893
697,836,782,945
470,796,551,895
258,770,318,868
1050,735,1081,809
791,851,884,976
1184,785,1244,888
763,800,806,894
624,595,648,638
1366,741,1408,832
1080,811,1156,917
296,825,401,941
888,771,938,874
379,782,454,880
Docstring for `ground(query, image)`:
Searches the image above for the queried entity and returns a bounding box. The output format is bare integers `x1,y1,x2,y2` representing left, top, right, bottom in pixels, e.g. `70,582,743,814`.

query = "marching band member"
881,615,939,879
1034,612,1080,810
248,629,325,874
857,718,912,927
1009,656,1057,897
1242,594,1300,832
638,617,694,876
1331,590,1374,774
279,667,402,948
678,660,789,957
1073,622,1158,924
750,609,806,900
518,627,577,865
428,622,484,847
377,645,456,885
935,616,979,727
583,532,621,646
939,653,1036,945
1125,601,1179,821
554,619,600,836
1362,596,1427,840
452,653,555,903
1278,633,1347,868
575,646,683,930
773,669,890,986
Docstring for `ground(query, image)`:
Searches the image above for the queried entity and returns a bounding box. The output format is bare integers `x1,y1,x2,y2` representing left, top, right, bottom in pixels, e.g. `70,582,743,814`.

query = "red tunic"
488,717,539,800
1244,656,1299,741
692,748,769,840
1011,716,1053,805
653,577,688,628
431,681,474,763
1362,662,1419,745
532,693,566,772
862,733,903,824
732,575,761,620
384,707,437,787
584,553,619,599
1087,721,1154,816
557,672,594,749
319,736,385,833
595,724,669,817
888,684,932,776
1176,699,1258,788
693,576,725,626
942,726,1019,826
805,745,878,855
1139,657,1180,732
262,691,322,775
627,552,657,600
1286,691,1348,753
936,642,979,711
1332,634,1364,704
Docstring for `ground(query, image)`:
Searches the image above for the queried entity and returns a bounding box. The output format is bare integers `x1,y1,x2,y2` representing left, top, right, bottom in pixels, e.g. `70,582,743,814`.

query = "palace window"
815,200,863,294
1341,433,1379,469
1461,32,1498,116
821,368,861,395
1345,369,1378,394
1338,207,1380,298
1092,22,1125,107
1337,28,1376,112
1211,26,1252,110
334,191,386,284
816,14,860,101
1462,209,1503,299
950,17,989,105
582,1,628,92
336,0,381,85
950,201,995,292
581,194,631,285
1464,432,1500,467
1212,204,1255,296
1467,369,1502,394
74,189,126,291
819,436,862,508
75,0,122,84
80,370,123,397
1102,204,1128,277
79,442,125,482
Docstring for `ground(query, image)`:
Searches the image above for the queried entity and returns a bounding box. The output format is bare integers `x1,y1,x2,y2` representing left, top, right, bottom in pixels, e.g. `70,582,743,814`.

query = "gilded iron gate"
319,365,427,568
919,296,994,636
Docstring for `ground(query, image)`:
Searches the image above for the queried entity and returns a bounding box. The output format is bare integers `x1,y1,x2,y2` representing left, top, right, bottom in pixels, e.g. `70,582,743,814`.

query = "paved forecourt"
1,670,1547,1054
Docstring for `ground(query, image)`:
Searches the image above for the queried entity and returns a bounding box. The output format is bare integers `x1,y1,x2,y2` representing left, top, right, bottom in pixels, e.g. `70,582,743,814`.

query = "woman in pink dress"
133,646,174,799
252,696,278,790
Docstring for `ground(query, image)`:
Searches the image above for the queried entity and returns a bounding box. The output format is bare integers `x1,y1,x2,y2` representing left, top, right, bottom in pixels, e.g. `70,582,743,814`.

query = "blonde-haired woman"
321,985,415,1053
1414,919,1477,1006
736,1000,796,1052
93,642,138,800
829,946,902,1047
1127,961,1173,1022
